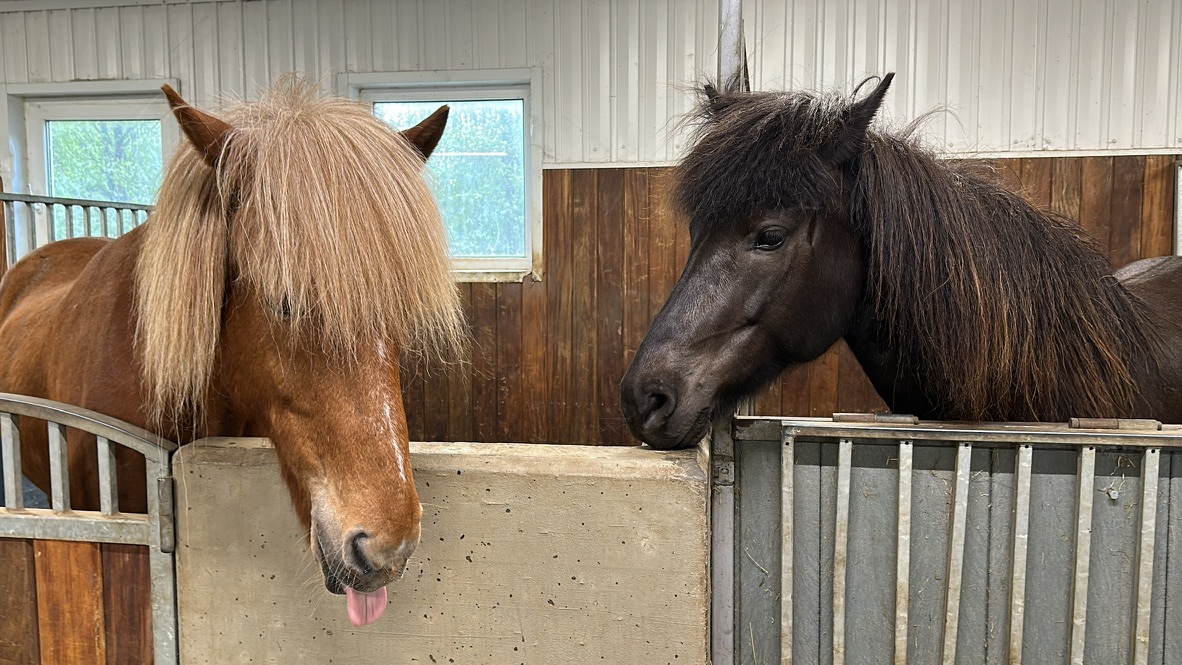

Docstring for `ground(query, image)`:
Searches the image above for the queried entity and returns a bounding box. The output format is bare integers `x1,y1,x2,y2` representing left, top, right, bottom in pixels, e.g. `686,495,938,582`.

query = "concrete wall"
173,438,710,664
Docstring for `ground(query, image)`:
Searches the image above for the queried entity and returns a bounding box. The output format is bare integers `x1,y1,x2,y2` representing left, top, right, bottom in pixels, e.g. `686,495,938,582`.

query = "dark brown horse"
621,73,1182,449
0,78,466,625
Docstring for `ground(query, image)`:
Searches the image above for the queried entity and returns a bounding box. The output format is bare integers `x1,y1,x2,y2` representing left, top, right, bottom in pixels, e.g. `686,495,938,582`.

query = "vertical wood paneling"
100,543,151,665
1141,155,1176,257
519,276,548,443
34,539,106,664
596,168,626,444
403,156,1176,442
1079,156,1115,254
542,168,574,441
1109,154,1146,267
568,169,598,443
445,283,475,442
495,282,523,441
470,282,499,442
0,538,40,664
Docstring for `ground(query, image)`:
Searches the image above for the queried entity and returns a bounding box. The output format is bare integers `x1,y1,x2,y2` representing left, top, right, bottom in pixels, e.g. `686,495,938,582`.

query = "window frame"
0,79,178,254
341,69,543,282
24,95,178,204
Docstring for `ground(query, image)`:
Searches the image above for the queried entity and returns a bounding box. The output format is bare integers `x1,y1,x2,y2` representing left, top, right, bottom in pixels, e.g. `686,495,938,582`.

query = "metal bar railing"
0,392,177,663
780,431,794,665
1,192,152,266
832,439,853,665
1069,447,1097,664
893,441,914,665
1008,444,1033,662
941,443,972,664
1132,448,1160,664
724,414,1179,665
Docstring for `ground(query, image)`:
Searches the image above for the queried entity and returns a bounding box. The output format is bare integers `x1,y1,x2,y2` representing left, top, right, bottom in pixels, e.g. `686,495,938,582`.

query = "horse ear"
401,105,449,162
702,83,727,119
829,72,894,165
161,84,233,168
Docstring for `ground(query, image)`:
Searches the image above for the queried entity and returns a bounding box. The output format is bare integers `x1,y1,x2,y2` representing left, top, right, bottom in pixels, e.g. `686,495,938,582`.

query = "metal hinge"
157,476,175,554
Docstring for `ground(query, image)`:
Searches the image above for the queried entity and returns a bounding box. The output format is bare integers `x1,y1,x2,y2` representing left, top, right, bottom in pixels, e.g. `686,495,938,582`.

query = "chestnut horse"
621,74,1182,449
0,77,466,626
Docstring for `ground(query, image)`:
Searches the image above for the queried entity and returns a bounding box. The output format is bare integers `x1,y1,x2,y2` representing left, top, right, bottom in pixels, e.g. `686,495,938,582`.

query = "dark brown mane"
853,133,1157,420
676,80,1159,421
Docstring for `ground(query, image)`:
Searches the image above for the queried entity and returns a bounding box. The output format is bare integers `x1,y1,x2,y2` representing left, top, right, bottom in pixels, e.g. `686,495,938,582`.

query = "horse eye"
277,297,292,320
755,227,787,250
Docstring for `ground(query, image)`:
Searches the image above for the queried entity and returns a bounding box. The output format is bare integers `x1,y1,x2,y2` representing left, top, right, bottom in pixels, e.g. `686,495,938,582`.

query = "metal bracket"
712,458,735,486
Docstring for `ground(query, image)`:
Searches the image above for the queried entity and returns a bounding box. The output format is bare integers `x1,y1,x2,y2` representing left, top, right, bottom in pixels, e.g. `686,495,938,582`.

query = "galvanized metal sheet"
724,418,1182,665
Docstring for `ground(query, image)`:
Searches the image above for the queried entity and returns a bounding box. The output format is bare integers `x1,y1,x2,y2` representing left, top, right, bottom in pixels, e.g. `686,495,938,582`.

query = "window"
23,95,176,246
343,70,542,281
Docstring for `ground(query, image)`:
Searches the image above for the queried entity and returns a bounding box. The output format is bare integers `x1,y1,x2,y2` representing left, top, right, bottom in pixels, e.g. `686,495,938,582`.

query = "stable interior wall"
404,155,1180,445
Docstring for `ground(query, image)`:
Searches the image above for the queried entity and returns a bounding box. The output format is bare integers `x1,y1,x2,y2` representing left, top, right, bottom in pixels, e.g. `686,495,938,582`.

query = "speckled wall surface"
174,438,709,664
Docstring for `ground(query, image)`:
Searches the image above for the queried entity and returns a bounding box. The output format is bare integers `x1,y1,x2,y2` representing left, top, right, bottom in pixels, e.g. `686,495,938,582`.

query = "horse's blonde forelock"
135,75,465,423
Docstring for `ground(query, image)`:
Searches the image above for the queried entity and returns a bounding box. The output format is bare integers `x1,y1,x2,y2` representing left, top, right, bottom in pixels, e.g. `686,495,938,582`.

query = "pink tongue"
345,586,388,627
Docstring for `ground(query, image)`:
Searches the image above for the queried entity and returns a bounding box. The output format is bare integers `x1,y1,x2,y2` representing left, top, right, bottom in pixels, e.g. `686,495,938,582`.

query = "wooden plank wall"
403,155,1179,445
0,538,151,664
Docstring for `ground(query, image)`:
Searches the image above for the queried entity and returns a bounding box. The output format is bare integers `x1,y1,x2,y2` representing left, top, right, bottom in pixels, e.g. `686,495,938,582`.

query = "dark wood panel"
470,282,499,442
0,538,39,665
34,539,106,665
1141,155,1176,258
544,169,575,443
402,154,1179,443
496,282,524,442
519,277,548,443
1109,155,1146,267
101,543,151,665
1079,156,1114,253
569,170,600,444
596,169,628,445
446,283,475,442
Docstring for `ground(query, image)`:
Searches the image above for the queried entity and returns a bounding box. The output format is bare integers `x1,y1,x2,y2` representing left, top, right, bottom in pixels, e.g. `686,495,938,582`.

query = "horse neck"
841,300,939,419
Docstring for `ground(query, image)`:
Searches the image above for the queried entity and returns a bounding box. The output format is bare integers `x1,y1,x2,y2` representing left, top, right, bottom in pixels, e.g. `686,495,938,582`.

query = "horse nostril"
643,385,677,428
346,529,374,577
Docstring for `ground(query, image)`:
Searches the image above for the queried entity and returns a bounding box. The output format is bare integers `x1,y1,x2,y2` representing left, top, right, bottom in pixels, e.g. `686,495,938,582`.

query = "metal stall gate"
712,414,1182,664
0,393,178,663
1,192,152,266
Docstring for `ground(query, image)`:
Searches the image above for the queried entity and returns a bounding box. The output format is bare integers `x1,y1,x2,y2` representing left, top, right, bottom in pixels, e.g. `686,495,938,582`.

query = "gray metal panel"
723,419,1182,664
905,444,956,665
1082,451,1143,663
736,438,782,665
817,441,838,665
844,442,899,665
793,440,825,665
1152,450,1180,664
954,446,1014,665
1020,449,1078,662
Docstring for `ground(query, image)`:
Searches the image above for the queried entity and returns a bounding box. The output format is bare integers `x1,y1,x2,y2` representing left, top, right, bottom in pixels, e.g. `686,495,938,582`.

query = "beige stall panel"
175,438,709,664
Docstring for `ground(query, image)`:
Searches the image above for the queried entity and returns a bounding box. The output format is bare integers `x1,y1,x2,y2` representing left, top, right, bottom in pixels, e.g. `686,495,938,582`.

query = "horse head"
142,81,465,624
620,75,894,449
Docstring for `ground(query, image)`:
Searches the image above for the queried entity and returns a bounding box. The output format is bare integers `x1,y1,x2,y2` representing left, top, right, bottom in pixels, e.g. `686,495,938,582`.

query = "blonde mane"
135,76,465,422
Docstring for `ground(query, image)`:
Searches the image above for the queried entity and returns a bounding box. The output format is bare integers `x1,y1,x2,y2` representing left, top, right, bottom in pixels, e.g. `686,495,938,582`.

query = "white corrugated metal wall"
0,0,1179,180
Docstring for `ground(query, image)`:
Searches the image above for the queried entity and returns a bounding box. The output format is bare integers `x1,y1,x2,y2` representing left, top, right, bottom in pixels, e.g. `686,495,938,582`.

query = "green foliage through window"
46,119,162,239
375,100,526,258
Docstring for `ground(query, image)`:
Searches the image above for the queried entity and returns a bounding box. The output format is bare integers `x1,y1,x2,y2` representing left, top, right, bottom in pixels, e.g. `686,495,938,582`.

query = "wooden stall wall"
402,155,1179,446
